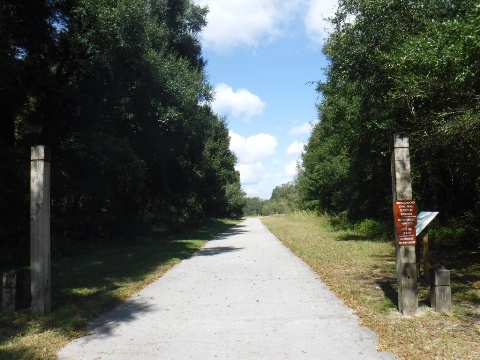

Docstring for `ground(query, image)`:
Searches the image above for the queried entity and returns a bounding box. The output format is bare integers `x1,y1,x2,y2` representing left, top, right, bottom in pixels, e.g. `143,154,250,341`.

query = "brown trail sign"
393,200,417,246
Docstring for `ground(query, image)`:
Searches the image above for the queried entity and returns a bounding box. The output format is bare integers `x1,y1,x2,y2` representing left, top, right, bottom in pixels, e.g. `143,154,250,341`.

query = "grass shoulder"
0,219,238,360
262,212,480,360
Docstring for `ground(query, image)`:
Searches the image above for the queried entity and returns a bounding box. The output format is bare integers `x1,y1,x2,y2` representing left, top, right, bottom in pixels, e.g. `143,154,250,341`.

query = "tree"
224,172,246,219
268,182,300,214
301,0,480,238
0,0,241,266
0,0,58,265
243,197,268,216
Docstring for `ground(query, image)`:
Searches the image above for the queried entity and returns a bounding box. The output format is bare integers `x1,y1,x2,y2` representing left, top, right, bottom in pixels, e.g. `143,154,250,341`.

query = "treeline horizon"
1,0,244,267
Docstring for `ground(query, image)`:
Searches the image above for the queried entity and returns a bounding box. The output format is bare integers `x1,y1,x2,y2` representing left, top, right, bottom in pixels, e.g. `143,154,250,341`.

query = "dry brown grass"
262,212,480,360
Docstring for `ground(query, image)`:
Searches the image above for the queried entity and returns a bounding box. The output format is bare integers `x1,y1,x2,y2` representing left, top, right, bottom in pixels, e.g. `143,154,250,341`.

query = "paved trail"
57,218,397,360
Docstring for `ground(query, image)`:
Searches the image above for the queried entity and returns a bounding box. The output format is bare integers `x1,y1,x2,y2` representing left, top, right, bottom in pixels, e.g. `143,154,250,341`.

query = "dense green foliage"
0,0,242,267
299,0,480,245
243,182,300,216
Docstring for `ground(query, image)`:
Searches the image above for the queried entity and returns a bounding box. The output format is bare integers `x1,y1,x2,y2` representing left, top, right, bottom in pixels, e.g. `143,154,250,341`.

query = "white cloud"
229,131,278,164
243,186,260,197
242,169,293,199
211,83,265,120
305,0,338,46
285,160,299,177
235,163,265,185
194,1,340,52
194,0,302,52
238,162,300,199
229,131,279,197
286,141,305,156
289,122,314,135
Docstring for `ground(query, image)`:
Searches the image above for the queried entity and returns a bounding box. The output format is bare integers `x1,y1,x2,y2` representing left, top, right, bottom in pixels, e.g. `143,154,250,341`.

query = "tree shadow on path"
194,246,243,256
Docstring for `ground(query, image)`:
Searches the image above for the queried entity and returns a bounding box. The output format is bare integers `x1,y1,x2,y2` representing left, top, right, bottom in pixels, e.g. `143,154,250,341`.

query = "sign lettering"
393,200,418,246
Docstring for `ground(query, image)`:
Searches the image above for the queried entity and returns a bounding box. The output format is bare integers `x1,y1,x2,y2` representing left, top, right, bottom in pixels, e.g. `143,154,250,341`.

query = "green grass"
262,212,480,360
0,219,237,360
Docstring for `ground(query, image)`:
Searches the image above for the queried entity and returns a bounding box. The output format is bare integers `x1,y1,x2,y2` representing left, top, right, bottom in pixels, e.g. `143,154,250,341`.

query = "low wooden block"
431,285,452,313
2,271,24,311
2,288,23,311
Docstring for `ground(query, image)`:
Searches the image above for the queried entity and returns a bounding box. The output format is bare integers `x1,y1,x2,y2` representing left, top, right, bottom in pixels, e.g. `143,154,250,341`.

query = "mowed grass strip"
262,212,480,360
0,219,237,360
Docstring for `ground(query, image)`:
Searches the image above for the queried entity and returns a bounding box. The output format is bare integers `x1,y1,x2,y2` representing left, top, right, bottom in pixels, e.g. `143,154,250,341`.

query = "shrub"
355,219,390,240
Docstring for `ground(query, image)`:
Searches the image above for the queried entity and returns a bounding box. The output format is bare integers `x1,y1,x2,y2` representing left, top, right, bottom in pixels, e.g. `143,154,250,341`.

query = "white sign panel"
415,211,439,236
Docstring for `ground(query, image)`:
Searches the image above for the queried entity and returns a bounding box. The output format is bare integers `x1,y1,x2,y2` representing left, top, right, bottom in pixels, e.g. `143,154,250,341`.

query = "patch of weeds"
354,219,391,241
328,211,351,231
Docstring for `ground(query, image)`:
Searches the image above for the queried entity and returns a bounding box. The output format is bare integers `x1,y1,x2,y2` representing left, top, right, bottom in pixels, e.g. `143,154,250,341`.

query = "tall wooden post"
422,232,430,283
30,146,51,314
391,134,418,315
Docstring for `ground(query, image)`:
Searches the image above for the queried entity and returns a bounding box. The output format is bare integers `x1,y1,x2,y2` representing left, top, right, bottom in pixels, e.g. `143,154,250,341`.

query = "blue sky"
194,0,338,199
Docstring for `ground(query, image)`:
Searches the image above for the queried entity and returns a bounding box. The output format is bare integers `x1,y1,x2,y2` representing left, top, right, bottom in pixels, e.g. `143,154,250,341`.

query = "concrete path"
57,218,398,360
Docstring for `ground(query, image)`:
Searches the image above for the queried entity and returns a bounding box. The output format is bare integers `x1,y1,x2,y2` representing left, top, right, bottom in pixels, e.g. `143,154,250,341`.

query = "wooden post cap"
31,146,51,162
430,267,450,286
393,133,409,148
3,271,23,288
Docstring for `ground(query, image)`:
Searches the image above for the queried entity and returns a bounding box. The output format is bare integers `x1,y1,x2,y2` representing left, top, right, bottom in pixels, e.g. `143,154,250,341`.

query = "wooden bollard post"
30,145,51,314
422,232,431,283
430,267,451,313
2,270,24,311
416,212,438,283
391,134,418,315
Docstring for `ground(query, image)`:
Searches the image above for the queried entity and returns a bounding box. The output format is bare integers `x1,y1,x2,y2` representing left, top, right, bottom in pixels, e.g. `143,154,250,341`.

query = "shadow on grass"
376,278,398,308
0,346,38,360
337,233,370,241
0,219,237,360
179,220,247,239
336,232,391,242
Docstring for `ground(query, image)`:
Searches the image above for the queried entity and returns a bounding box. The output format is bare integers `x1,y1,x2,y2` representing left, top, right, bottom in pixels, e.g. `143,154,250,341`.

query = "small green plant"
354,219,390,240
328,211,351,230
